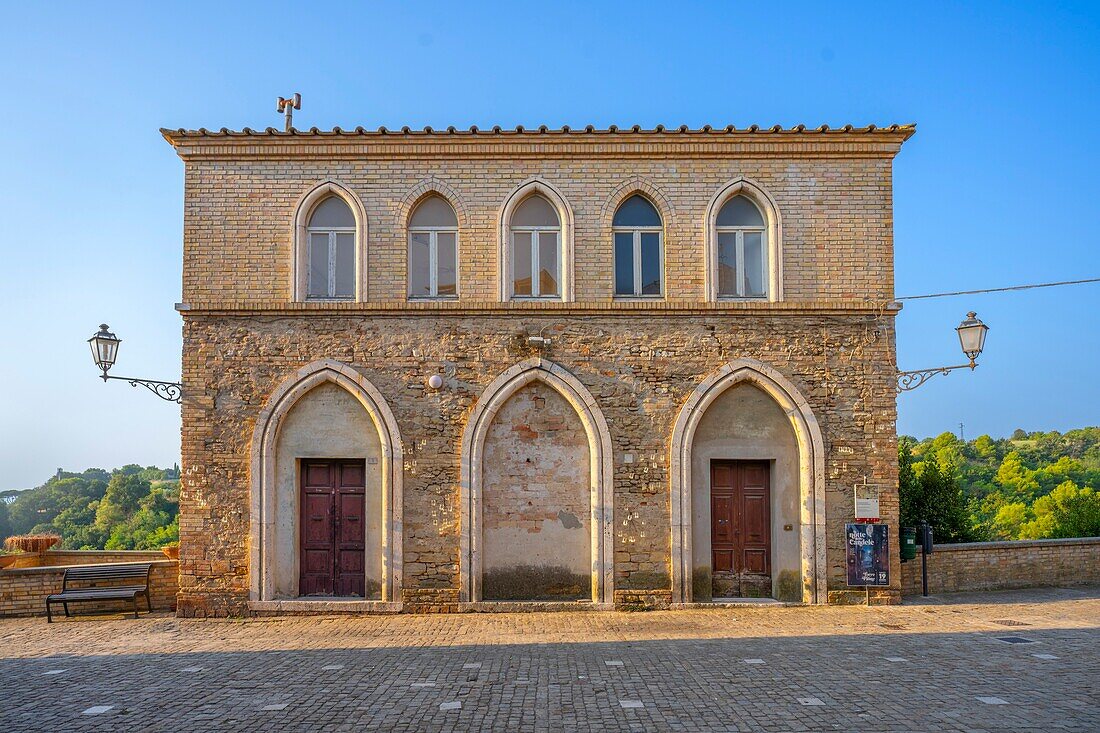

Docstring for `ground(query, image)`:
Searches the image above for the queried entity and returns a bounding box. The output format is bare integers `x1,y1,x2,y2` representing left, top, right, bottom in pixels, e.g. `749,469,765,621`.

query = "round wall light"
427,374,444,390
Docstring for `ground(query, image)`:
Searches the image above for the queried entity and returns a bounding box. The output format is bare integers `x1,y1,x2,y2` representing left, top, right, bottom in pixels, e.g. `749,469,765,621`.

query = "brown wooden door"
710,460,771,597
299,460,366,597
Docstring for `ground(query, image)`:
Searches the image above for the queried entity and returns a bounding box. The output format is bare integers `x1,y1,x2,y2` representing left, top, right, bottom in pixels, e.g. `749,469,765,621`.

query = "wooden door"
299,460,366,597
710,460,771,597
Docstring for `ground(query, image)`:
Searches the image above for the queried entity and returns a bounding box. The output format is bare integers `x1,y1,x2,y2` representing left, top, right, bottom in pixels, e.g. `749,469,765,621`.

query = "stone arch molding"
600,178,675,223
249,359,403,606
395,177,469,230
498,178,576,301
292,180,370,301
669,358,826,604
460,358,614,605
703,177,783,302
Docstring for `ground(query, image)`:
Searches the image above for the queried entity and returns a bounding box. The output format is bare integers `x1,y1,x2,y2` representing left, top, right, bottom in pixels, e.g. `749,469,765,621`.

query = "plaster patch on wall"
482,381,591,600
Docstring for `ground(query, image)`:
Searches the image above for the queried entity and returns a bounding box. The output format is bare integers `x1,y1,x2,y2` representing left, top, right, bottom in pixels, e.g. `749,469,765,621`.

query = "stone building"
162,123,914,616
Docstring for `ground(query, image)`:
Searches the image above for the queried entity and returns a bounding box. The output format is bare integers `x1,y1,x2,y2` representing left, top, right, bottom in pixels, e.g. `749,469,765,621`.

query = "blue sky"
0,2,1097,490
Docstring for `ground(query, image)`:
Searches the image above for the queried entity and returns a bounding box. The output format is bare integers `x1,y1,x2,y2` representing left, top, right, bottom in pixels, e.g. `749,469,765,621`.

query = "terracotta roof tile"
161,123,916,141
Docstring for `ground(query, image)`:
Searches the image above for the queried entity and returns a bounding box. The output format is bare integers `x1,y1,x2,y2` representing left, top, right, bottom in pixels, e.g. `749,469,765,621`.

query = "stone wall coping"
0,559,177,577
177,299,902,316
931,537,1100,552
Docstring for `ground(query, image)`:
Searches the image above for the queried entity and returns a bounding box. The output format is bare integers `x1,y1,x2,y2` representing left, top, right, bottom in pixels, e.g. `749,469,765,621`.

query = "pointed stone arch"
292,180,370,301
601,177,675,224
703,177,783,302
670,358,825,604
460,358,613,604
498,178,576,301
395,178,469,230
249,359,403,606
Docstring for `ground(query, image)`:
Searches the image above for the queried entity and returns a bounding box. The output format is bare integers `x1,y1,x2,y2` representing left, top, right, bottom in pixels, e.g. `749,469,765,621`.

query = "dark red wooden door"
299,460,366,597
711,461,771,594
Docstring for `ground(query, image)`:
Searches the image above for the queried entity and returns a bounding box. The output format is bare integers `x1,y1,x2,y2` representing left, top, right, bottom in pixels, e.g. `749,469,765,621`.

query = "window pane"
717,232,738,296
309,196,355,228
613,195,661,227
409,232,431,297
614,232,635,295
512,195,559,227
512,231,532,296
743,232,765,297
538,231,559,296
716,195,764,227
436,232,457,296
308,232,329,297
410,195,458,228
333,233,355,297
640,232,661,295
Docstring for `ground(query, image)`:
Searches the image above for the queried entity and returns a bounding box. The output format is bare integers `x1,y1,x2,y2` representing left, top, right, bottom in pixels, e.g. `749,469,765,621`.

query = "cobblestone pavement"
1,587,1097,732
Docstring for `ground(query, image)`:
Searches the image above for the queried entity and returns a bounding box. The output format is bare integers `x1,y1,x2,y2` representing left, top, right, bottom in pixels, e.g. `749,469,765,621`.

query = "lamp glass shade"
956,312,989,360
88,324,120,372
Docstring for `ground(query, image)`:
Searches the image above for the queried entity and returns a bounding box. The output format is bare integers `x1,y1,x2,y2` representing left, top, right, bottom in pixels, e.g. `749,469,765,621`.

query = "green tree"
899,443,974,542
1021,481,1100,539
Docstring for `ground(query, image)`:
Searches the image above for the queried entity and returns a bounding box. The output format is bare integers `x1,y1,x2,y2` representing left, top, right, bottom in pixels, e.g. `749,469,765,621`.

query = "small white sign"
854,479,880,520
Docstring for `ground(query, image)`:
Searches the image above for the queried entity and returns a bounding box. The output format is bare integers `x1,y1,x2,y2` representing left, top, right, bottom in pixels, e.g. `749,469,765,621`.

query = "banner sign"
846,523,890,586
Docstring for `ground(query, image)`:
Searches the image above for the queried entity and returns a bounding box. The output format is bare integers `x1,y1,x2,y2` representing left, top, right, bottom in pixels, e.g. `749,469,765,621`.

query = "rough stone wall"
901,538,1100,596
177,310,899,615
481,382,591,600
169,133,905,305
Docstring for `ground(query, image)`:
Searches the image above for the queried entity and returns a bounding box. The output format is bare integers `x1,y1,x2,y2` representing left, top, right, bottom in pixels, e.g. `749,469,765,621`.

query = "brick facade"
901,537,1100,596
164,125,913,615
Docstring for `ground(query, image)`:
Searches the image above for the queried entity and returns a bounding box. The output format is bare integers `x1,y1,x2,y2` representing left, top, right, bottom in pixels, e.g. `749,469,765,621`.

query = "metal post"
920,521,930,597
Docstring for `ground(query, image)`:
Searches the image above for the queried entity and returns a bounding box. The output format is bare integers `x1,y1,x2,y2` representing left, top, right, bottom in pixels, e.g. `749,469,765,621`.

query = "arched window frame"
611,193,665,299
292,181,368,302
704,178,783,302
499,179,575,302
407,194,460,300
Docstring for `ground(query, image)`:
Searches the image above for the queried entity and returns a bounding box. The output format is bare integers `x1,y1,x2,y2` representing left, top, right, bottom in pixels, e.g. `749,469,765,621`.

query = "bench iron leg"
133,597,139,619
46,600,52,623
146,592,152,613
63,602,70,618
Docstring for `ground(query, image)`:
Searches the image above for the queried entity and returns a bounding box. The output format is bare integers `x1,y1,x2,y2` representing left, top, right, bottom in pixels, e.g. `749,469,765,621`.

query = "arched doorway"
670,359,826,604
250,360,403,605
460,358,613,604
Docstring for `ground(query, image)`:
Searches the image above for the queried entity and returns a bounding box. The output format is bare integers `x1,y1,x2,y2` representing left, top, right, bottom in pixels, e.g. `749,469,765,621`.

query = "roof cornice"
161,123,916,160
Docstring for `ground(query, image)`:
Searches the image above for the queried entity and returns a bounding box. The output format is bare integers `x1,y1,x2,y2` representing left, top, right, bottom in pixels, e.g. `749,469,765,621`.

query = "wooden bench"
45,563,153,622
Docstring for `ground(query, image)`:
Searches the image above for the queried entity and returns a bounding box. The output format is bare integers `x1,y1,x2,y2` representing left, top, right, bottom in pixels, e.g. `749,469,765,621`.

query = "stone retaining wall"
0,559,178,618
901,537,1100,596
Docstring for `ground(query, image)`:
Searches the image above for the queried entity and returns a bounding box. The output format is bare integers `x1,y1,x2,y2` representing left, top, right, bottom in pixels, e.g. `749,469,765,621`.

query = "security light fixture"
87,324,183,403
897,312,990,392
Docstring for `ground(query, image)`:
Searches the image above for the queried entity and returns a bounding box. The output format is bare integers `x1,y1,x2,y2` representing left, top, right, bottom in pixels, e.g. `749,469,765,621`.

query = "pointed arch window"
408,195,459,299
509,194,561,299
306,196,356,300
716,195,768,299
613,195,663,297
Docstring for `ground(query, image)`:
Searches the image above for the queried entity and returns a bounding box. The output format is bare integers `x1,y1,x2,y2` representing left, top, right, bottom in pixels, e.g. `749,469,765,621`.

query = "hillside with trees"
901,428,1100,542
0,465,179,551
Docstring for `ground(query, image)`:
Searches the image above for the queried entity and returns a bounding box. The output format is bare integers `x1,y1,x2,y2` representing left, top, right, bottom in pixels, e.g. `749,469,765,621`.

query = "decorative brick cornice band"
162,128,914,161
176,299,901,317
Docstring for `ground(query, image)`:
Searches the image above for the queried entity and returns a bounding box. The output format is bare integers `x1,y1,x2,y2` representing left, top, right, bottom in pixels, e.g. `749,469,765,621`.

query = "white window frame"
612,225,664,298
704,178,783,303
509,225,561,299
292,181,368,302
408,226,459,299
306,224,356,300
715,225,768,300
